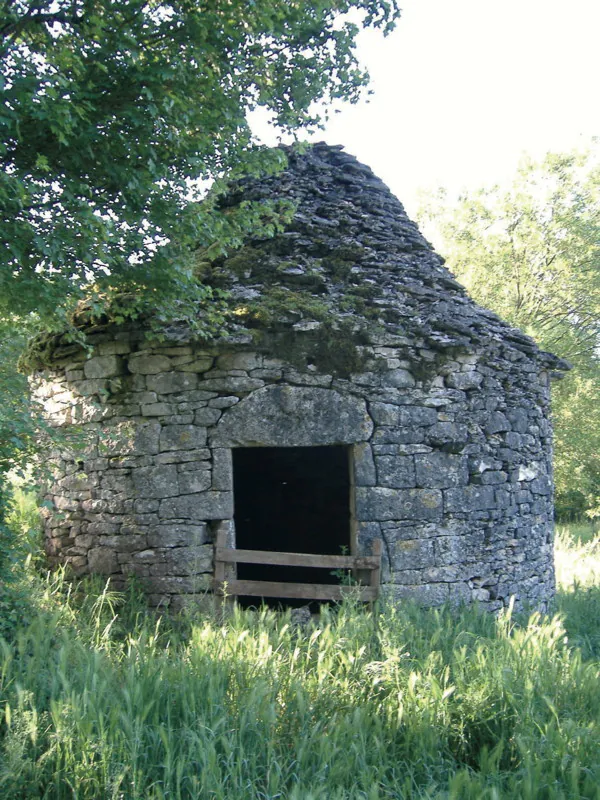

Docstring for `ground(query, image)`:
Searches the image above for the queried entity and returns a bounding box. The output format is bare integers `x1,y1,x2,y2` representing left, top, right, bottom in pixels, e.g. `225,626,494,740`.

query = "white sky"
251,0,599,218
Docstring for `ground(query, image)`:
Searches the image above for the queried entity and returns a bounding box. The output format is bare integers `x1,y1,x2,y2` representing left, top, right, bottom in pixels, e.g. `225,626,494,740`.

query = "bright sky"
251,0,600,218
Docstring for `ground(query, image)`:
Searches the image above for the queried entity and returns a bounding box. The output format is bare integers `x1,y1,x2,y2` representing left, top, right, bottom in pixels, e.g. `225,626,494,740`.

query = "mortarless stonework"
29,143,568,611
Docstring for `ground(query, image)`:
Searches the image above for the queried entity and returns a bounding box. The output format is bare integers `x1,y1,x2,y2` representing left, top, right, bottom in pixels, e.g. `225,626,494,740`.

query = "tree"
1,0,400,326
418,146,600,518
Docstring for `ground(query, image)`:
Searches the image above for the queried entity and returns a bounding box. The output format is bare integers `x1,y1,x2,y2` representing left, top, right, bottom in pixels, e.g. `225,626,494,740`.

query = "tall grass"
1,506,599,799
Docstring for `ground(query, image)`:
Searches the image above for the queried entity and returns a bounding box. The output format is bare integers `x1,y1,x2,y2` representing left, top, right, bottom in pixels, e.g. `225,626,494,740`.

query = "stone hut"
29,143,568,611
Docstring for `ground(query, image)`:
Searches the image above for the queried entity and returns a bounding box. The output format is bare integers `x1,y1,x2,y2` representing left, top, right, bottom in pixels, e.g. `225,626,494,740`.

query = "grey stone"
128,354,171,374
213,386,373,446
88,547,118,574
84,355,124,379
353,443,376,486
415,453,468,489
376,455,416,488
194,408,221,426
162,545,213,575
446,371,483,390
369,403,437,427
141,403,173,416
147,523,209,548
393,538,434,570
200,377,265,392
485,412,511,435
382,368,416,388
146,372,198,394
356,487,443,521
427,422,469,449
159,425,207,451
507,409,530,433
444,485,496,512
158,491,233,520
179,357,214,373
154,448,210,464
133,465,179,498
212,448,233,491
178,469,211,494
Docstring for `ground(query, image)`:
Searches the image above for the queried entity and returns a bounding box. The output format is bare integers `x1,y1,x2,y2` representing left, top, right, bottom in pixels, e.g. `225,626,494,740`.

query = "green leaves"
418,145,600,518
0,0,401,325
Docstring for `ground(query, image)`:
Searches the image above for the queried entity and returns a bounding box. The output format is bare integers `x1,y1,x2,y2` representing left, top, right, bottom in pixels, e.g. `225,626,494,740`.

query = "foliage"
418,146,600,518
1,0,400,325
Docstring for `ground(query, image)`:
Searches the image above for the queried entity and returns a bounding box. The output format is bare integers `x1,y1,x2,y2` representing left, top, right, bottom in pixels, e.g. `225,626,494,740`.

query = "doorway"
232,446,351,606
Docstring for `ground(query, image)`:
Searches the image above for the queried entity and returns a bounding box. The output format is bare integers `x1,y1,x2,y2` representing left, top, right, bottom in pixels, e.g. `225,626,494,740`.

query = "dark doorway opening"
232,446,351,608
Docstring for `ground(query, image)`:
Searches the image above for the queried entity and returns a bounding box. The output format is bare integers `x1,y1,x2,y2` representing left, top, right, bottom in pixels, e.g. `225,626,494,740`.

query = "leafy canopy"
418,146,600,517
1,0,400,326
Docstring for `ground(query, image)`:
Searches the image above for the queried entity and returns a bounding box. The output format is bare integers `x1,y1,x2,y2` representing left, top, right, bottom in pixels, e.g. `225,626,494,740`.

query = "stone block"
158,491,233,520
444,485,496,512
128,354,171,374
200,377,265,392
133,465,179,498
356,487,443,521
353,443,376,486
146,372,198,394
97,340,132,356
369,403,437,427
88,547,118,574
154,448,211,464
209,396,240,409
383,583,450,607
159,425,207,451
212,448,233,491
179,357,214,373
392,538,434,570
485,412,511,435
414,453,468,489
381,368,416,388
507,409,530,433
372,428,425,445
213,386,373,446
474,470,507,485
141,403,173,416
162,545,213,575
84,355,124,380
178,469,211,494
446,371,483,390
72,379,108,397
426,422,468,450
194,408,222,426
217,352,262,371
530,476,552,496
147,523,209,548
376,455,416,488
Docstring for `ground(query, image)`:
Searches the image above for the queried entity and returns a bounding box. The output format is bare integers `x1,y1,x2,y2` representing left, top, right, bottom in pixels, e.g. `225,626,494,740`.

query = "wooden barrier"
213,529,382,605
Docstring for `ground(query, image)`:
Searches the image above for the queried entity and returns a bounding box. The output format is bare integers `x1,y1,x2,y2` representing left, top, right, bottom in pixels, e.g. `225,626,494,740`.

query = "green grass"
0,509,599,799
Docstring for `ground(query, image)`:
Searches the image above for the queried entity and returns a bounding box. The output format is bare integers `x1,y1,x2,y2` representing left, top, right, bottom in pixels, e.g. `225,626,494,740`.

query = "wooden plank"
370,538,382,590
224,579,377,602
213,529,227,590
215,547,379,570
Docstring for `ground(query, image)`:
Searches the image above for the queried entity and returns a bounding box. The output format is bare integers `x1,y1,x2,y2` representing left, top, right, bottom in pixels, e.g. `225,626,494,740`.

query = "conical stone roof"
196,142,566,371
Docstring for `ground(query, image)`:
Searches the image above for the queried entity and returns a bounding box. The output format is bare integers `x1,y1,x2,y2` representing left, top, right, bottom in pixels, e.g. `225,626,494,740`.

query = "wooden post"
213,526,227,616
369,538,382,609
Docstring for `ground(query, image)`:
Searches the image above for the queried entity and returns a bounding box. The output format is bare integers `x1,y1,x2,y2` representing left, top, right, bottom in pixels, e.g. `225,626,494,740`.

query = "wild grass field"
1,495,599,799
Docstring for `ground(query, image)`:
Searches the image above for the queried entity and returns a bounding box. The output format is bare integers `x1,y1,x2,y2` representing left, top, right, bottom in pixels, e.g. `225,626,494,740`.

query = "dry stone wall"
32,321,556,612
